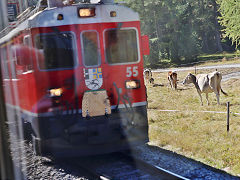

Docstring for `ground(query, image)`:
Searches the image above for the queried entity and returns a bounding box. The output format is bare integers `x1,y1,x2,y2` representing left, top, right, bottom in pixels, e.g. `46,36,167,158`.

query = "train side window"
22,35,33,71
0,47,10,79
81,31,100,67
35,32,76,70
104,28,139,65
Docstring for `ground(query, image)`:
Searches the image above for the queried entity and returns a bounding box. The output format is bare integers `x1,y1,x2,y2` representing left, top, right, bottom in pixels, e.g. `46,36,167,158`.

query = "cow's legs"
168,78,173,89
215,92,220,105
197,89,203,105
174,81,177,90
206,93,209,105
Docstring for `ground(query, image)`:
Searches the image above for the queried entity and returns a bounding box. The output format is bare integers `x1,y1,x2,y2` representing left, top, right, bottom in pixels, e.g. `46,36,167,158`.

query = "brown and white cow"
168,71,178,90
183,71,228,105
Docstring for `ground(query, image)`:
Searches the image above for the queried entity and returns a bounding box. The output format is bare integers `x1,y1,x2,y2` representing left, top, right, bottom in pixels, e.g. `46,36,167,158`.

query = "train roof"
29,4,139,27
0,3,139,44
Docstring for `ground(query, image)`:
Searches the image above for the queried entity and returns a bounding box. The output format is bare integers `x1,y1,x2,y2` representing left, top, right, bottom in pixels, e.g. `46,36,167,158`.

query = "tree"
117,0,228,65
217,0,240,47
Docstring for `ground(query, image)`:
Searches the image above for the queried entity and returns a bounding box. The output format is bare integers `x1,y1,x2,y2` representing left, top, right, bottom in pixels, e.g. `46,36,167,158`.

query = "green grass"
197,51,240,61
147,65,240,176
145,51,240,69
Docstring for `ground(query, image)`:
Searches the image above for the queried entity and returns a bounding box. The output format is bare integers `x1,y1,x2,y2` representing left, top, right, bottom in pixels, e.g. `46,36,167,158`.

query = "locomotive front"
9,1,150,156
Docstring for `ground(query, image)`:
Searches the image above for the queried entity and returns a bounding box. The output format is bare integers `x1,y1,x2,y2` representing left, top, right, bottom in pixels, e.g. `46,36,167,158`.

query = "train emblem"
84,68,103,90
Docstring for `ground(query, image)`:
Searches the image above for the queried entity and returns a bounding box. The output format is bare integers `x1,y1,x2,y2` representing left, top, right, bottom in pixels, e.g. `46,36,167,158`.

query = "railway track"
121,152,189,180
61,152,189,180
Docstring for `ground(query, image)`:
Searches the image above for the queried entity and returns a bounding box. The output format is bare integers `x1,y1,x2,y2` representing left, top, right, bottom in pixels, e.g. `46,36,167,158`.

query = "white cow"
143,68,154,84
183,71,228,105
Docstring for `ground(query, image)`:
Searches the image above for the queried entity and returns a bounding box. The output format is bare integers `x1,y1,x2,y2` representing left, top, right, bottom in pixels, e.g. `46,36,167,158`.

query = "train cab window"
21,35,33,72
35,32,76,70
105,29,139,64
81,31,100,67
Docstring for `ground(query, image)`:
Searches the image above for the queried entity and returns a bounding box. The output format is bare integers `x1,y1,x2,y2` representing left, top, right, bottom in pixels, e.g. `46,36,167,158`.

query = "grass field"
147,59,240,176
146,51,240,69
197,51,240,61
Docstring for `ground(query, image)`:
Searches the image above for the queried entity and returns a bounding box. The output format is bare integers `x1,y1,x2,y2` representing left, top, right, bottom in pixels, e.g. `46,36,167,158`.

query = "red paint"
1,21,148,114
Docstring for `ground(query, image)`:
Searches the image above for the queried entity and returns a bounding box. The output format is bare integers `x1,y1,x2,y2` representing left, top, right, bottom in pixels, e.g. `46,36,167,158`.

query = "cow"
168,71,178,90
144,68,154,84
183,71,228,105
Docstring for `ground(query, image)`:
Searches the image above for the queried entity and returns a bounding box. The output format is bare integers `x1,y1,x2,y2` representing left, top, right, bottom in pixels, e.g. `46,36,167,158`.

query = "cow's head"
183,73,196,85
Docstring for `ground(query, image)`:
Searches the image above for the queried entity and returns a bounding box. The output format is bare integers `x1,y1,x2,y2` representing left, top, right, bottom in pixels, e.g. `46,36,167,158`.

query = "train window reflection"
35,32,76,70
105,29,139,64
0,48,10,79
9,44,17,79
81,31,100,67
23,35,32,47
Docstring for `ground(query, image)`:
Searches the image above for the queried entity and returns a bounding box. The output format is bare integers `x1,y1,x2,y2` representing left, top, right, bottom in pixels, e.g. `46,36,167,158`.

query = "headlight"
49,88,63,97
125,80,140,89
78,8,96,18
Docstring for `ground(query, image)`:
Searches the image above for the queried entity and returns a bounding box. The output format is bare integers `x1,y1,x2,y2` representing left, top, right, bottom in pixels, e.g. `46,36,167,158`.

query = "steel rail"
120,152,189,180
57,152,190,180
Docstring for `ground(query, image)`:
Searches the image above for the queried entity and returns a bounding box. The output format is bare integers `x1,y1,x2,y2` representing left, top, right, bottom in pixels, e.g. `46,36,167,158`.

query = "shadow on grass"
147,107,158,110
176,87,192,91
152,84,164,87
228,102,240,107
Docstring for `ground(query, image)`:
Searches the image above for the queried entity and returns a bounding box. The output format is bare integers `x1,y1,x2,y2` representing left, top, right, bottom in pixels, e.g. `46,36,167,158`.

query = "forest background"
115,0,240,68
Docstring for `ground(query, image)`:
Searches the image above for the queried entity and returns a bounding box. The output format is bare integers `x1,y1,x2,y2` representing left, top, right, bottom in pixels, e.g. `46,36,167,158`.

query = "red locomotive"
0,0,150,156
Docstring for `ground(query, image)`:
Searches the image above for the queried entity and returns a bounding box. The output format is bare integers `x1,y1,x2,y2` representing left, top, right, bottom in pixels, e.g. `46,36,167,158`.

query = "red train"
0,0,150,156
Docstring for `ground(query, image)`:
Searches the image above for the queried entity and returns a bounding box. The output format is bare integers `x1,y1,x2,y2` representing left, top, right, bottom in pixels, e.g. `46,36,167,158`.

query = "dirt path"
222,71,240,81
152,63,240,81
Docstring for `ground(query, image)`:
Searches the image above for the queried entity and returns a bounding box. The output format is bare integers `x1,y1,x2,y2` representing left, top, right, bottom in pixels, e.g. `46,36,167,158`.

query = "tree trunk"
213,1,223,52
202,33,210,53
214,28,223,52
